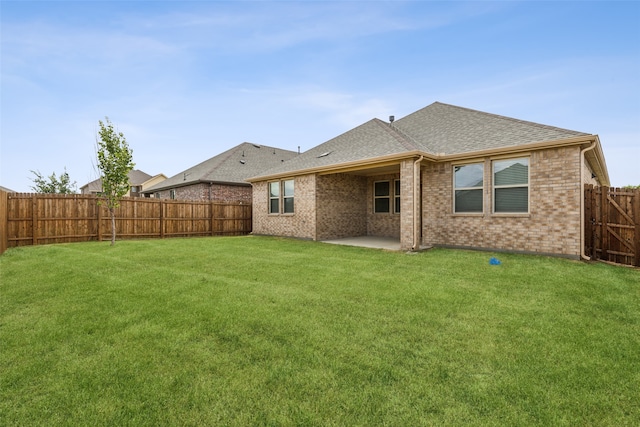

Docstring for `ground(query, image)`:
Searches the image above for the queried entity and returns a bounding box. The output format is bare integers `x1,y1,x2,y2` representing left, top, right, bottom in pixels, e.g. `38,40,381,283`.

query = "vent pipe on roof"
298,146,300,154
389,115,395,123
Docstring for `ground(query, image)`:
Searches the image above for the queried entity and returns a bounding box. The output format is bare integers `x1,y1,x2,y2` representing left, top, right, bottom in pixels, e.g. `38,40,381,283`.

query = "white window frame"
268,181,280,214
394,179,401,214
453,162,484,214
169,189,176,200
492,157,530,214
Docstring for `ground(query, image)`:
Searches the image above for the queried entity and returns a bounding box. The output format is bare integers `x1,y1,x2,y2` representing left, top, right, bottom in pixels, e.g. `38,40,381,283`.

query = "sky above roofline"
1,1,638,191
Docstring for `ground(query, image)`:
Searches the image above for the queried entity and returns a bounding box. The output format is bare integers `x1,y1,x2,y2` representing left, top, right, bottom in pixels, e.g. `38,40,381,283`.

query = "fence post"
31,194,38,246
96,197,102,241
634,189,640,267
211,201,215,237
600,186,609,262
160,200,164,239
0,190,7,255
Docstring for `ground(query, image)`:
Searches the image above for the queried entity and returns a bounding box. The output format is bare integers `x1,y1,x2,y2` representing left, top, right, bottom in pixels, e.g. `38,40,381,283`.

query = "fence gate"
584,185,640,267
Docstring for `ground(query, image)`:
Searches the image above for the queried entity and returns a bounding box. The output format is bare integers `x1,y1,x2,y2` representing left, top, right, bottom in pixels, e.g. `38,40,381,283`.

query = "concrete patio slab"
321,236,402,251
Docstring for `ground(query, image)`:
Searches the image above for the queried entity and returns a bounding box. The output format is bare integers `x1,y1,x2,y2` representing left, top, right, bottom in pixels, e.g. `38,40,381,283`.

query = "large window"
269,179,294,214
493,158,529,213
454,163,484,213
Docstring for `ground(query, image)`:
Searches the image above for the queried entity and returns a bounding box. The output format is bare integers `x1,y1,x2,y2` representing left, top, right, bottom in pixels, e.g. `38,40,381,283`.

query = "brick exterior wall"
252,175,317,239
153,183,252,203
316,174,367,240
252,146,587,257
367,173,401,239
422,146,583,257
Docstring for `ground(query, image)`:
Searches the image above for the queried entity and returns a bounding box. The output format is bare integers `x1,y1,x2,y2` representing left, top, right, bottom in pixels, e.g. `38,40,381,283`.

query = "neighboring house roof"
0,185,15,192
248,102,608,183
144,142,298,193
80,169,154,193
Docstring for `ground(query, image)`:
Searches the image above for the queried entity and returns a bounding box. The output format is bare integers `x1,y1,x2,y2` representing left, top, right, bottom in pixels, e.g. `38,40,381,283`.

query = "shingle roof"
145,142,298,192
249,102,591,181
393,102,588,155
80,169,153,192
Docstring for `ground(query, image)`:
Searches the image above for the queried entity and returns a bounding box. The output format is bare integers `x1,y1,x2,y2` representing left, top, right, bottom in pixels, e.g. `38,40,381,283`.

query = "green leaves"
96,117,135,244
29,168,77,194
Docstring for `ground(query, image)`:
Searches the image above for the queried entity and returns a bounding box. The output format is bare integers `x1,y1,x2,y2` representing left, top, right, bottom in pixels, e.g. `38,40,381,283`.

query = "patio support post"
412,156,424,250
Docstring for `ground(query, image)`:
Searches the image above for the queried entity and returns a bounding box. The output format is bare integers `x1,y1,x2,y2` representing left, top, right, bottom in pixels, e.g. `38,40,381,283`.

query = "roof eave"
247,135,607,182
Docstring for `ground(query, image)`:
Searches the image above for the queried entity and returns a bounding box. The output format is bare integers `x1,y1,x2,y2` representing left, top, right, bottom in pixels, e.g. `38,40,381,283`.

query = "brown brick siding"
367,173,401,238
153,183,252,203
422,146,582,257
251,175,316,239
316,174,367,240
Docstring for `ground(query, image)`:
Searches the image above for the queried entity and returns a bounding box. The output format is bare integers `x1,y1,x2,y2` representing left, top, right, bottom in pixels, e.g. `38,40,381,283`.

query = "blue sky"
1,1,639,192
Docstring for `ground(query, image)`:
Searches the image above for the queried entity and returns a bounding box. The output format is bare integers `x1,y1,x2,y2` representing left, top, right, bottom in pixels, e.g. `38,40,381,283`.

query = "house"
80,170,167,197
142,142,298,202
0,185,15,193
247,102,609,258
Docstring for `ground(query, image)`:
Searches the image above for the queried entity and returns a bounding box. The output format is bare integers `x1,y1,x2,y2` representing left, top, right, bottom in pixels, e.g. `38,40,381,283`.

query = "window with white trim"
169,189,176,200
454,163,484,213
269,179,294,214
493,158,529,213
394,179,401,213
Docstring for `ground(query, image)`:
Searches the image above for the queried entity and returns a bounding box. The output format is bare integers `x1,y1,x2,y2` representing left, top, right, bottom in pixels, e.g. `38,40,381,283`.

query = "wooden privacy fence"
0,191,252,254
584,185,640,267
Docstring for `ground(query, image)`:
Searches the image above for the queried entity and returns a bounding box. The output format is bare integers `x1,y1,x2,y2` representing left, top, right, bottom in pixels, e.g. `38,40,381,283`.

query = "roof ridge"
432,101,586,135
373,118,422,152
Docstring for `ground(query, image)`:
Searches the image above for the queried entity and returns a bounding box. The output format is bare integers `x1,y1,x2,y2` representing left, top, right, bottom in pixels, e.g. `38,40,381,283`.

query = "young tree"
30,168,77,194
96,117,135,246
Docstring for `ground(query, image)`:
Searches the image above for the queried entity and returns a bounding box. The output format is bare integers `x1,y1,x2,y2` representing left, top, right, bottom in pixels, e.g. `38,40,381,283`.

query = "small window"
154,192,160,199
454,163,484,213
493,158,529,213
394,180,401,213
169,189,176,200
374,181,390,213
269,182,280,214
283,179,294,213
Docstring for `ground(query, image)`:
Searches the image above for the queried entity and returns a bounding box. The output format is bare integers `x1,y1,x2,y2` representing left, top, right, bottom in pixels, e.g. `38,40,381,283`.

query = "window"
169,189,176,200
283,179,294,213
154,192,160,199
269,182,280,214
493,158,529,213
269,179,294,214
373,180,401,214
374,181,390,213
454,163,484,213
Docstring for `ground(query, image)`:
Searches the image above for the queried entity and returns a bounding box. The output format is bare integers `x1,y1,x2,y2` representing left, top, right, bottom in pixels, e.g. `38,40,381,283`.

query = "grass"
1,236,639,426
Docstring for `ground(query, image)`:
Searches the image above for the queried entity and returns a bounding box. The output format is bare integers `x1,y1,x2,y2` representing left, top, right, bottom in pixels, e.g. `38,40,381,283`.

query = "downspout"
412,156,424,250
580,139,597,260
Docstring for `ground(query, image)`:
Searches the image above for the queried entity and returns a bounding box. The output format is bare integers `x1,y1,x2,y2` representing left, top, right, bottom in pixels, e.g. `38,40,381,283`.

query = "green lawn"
1,236,639,426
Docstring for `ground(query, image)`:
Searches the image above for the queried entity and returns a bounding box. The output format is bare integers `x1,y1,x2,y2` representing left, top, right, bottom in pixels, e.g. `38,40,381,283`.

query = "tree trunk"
110,207,116,246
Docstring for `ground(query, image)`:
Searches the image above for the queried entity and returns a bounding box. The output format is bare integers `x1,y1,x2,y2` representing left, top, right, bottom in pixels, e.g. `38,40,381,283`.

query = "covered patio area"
321,236,402,251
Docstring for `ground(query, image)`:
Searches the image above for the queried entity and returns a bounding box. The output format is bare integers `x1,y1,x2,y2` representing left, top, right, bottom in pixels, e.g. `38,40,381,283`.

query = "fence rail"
0,191,251,254
584,185,640,267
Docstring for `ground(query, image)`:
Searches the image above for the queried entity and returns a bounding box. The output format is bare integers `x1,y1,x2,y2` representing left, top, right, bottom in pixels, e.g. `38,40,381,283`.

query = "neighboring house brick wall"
154,183,251,202
422,146,582,257
367,173,401,238
316,174,367,240
252,175,316,239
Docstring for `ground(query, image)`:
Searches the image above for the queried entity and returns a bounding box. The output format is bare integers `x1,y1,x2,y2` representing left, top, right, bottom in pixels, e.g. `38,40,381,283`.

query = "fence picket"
0,192,251,253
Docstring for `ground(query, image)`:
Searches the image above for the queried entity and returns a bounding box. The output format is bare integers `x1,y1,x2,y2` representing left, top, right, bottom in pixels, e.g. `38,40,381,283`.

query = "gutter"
412,156,424,250
580,139,597,260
